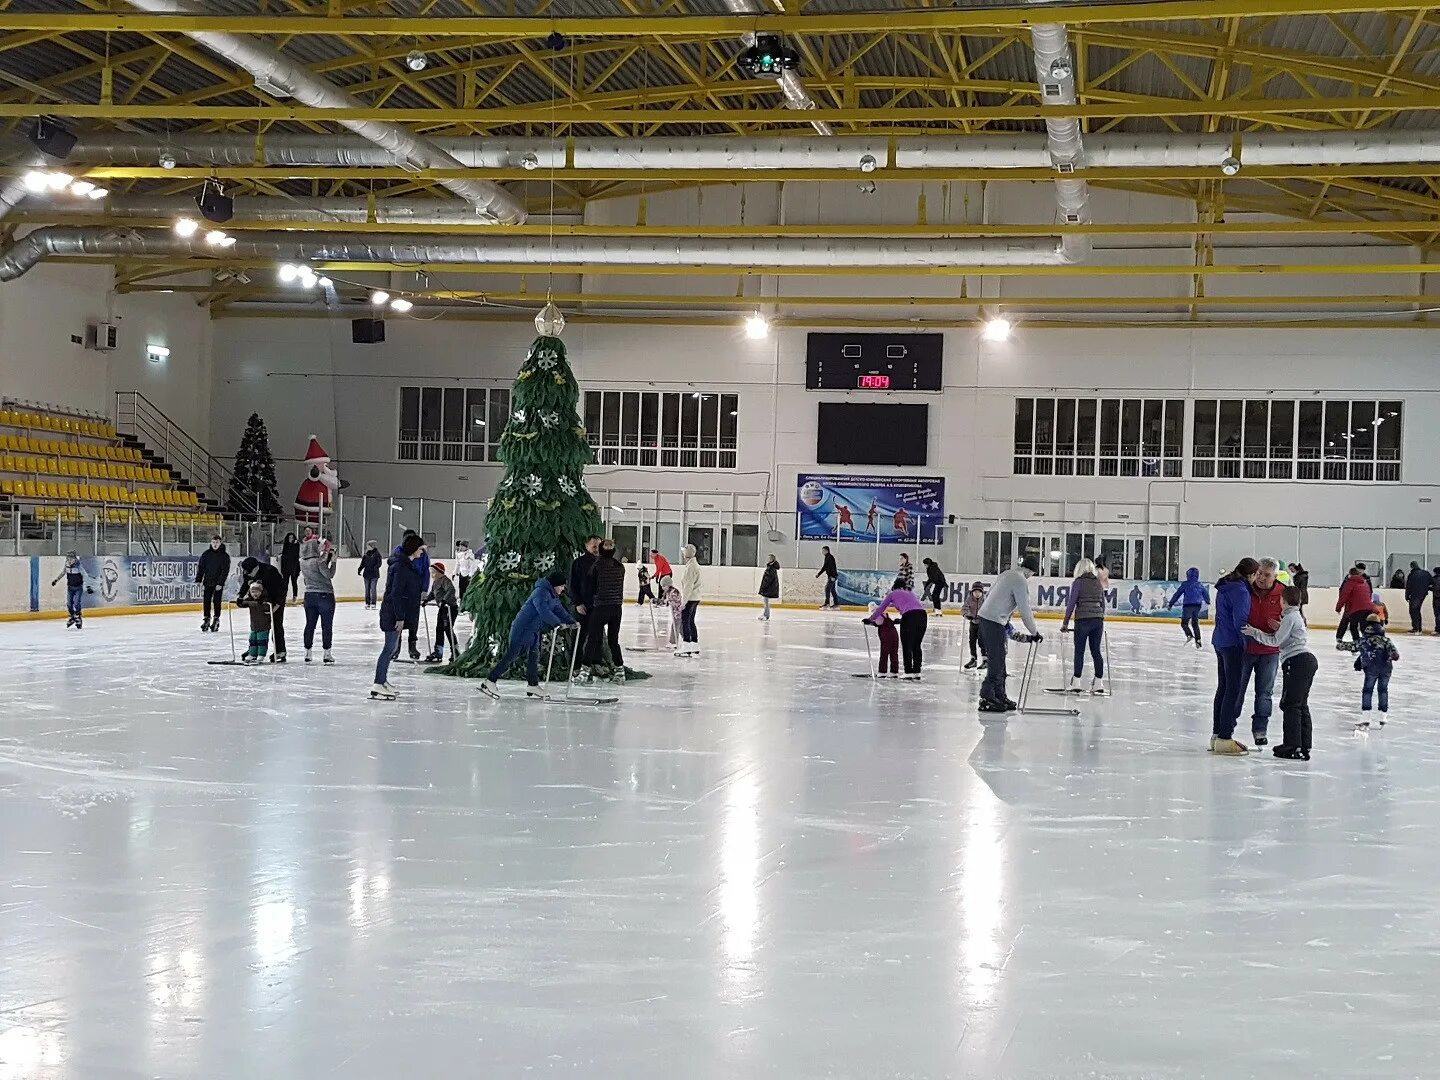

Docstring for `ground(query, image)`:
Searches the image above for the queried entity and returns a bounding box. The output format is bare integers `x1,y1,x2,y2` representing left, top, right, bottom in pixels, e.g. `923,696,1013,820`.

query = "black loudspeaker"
352,318,386,344
195,182,234,223
29,116,77,160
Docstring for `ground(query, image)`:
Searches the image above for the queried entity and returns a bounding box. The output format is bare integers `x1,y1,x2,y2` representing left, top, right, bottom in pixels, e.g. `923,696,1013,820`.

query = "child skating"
1241,585,1316,759
660,572,684,650
1343,615,1399,729
867,602,900,678
961,582,987,671
1167,567,1210,648
51,552,90,628
422,562,460,663
237,581,275,664
481,572,576,699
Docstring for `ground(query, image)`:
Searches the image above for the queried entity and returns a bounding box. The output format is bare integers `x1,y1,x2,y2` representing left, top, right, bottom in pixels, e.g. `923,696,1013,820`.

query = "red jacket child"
1337,572,1373,617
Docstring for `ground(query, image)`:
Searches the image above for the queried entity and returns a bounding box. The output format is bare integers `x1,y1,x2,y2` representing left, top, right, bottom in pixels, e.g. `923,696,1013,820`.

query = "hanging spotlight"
195,178,234,223
982,316,1012,342
390,297,414,313
27,116,77,160
1219,156,1241,176
45,171,73,191
535,299,566,336
371,289,391,305
405,49,429,71
858,154,878,174
86,186,108,200
1048,54,1073,81
744,312,770,339
278,264,300,283
738,33,800,79
22,171,49,193
204,229,230,246
68,180,95,197
317,276,333,288
520,152,540,171
297,264,317,281
174,217,199,238
158,151,177,170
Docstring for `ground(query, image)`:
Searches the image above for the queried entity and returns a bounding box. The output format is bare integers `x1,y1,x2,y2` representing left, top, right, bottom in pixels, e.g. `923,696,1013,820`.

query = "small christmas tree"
228,412,282,517
437,335,636,681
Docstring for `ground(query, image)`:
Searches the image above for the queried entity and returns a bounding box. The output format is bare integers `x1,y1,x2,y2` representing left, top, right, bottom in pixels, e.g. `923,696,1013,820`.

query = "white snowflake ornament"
534,552,556,573
534,346,559,371
498,550,521,571
540,410,560,429
520,473,542,495
557,476,577,496
512,409,527,425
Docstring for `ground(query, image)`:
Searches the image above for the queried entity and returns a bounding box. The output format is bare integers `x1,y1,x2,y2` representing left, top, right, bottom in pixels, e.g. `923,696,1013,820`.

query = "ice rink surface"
0,603,1437,1079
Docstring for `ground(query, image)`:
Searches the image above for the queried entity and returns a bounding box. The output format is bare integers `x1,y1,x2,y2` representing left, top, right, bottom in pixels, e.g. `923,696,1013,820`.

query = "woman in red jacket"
1335,567,1372,646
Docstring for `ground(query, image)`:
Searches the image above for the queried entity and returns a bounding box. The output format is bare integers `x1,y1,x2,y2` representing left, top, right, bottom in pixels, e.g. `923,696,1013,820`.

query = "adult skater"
1404,561,1433,634
817,545,839,609
898,552,915,591
1167,567,1210,648
359,540,382,609
236,555,289,661
391,530,430,660
1209,557,1259,755
977,557,1042,712
1059,558,1107,695
454,540,478,605
865,577,928,679
568,535,601,669
1241,585,1315,760
1335,566,1371,645
370,534,424,699
50,552,90,629
579,538,626,683
299,532,337,664
1237,557,1285,747
921,558,947,615
481,572,576,700
195,535,230,632
652,549,673,585
1288,562,1310,617
758,554,780,621
677,544,703,655
279,532,301,600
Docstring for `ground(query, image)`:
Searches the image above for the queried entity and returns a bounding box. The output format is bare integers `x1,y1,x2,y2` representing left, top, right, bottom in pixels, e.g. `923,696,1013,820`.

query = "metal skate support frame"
207,606,244,665
854,620,878,679
537,627,619,706
1018,638,1079,716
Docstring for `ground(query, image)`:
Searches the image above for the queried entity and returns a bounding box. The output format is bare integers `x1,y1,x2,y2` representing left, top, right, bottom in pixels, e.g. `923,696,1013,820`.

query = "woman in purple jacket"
865,578,928,679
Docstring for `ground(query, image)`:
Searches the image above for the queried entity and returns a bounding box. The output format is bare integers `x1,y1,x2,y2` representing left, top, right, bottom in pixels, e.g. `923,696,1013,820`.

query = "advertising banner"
836,570,1208,620
78,555,245,608
796,472,945,545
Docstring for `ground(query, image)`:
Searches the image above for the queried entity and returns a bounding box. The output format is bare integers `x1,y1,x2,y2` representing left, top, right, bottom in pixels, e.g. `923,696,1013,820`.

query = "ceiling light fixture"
86,186,107,200
278,264,299,282
174,217,199,238
405,49,429,71
1220,156,1242,176
390,297,414,313
195,178,234,223
204,229,232,247
317,276,333,288
158,151,177,170
371,289,390,305
1049,54,1073,80
45,171,72,191
69,180,95,197
744,311,770,339
520,152,540,171
21,171,49,193
858,154,877,173
857,179,876,195
982,316,1013,342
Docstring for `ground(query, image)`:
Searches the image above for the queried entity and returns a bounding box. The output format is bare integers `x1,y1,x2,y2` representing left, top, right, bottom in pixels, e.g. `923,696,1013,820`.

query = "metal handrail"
113,391,264,516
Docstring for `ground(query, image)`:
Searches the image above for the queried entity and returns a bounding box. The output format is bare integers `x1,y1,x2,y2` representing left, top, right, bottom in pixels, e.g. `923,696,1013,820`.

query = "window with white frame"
583,389,738,469
1013,397,1183,478
397,385,510,462
1191,398,1402,482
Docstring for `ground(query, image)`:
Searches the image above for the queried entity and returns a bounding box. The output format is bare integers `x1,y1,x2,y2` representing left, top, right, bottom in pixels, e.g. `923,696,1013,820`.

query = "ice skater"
482,572,576,700
359,540,382,609
1059,558,1107,695
391,530,430,660
236,556,288,662
579,539,627,683
1241,585,1315,759
195,535,230,632
453,540,478,606
864,578,927,679
758,554,780,621
817,545,839,609
897,553,915,591
1209,557,1259,755
977,557,1042,711
637,563,654,606
300,532,337,664
1167,567,1210,648
279,532,301,600
677,544,703,655
659,572,684,649
422,562,460,663
961,582,988,671
51,552,90,629
1335,566,1370,646
568,535,600,670
370,533,425,700
921,558,946,615
867,602,900,678
237,581,275,664
1342,615,1400,729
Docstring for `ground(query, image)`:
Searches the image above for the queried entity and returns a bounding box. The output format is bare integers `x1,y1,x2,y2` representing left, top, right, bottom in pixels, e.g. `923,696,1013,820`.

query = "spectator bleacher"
0,401,223,531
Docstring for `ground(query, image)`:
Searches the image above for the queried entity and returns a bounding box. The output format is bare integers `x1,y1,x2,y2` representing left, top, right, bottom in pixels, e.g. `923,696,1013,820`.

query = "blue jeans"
1239,650,1280,736
1212,645,1246,738
303,592,335,650
1181,604,1201,641
374,628,399,685
489,630,541,685
364,576,378,605
66,585,83,619
1362,668,1391,712
1072,618,1104,678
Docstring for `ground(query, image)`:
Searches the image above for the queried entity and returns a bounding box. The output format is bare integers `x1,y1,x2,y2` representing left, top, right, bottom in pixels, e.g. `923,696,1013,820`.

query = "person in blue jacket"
1167,567,1211,648
483,572,577,699
1209,557,1260,754
370,533,426,700
391,529,430,659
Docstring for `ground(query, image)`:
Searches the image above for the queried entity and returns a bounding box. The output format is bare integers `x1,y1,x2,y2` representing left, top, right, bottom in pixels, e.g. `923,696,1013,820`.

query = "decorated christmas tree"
227,412,282,517
437,335,609,680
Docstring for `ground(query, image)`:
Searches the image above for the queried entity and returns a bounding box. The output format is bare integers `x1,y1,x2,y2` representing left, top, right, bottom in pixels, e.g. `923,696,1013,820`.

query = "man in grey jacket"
977,557,1043,712
300,532,338,663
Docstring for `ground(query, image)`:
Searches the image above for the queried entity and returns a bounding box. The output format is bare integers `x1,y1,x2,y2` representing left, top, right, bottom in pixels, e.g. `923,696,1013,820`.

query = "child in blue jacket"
483,572,576,698
1167,567,1211,648
1341,615,1400,729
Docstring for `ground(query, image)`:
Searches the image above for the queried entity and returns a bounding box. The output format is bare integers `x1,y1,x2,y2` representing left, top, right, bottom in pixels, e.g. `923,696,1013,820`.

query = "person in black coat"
195,536,231,632
758,554,780,621
280,532,301,599
236,556,288,660
358,540,383,609
1404,561,1434,634
568,535,600,666
581,539,627,678
1287,563,1310,616
372,534,425,698
816,545,839,609
921,557,948,615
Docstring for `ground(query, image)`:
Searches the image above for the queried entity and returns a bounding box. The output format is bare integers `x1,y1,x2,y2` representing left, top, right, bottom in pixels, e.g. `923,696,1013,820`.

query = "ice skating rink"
0,605,1435,1079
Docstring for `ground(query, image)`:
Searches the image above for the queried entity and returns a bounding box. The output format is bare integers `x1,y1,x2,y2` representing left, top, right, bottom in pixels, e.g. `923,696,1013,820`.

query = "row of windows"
397,386,511,462
1013,398,1185,478
583,390,739,470
1014,397,1404,482
983,530,1181,581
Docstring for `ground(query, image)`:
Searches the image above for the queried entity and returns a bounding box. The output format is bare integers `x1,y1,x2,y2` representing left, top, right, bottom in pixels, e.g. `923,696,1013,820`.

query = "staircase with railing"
113,391,266,518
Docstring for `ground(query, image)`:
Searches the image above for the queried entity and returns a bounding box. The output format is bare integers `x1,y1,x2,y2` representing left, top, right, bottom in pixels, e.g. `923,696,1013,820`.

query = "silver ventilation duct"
1029,23,1091,263
122,0,526,225
0,226,1070,281
721,0,833,137
22,196,545,226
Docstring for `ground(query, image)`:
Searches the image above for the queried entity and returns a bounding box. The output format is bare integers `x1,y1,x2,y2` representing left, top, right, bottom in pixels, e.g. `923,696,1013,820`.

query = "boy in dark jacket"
358,540,382,608
758,555,780,621
422,562,460,663
1167,567,1210,648
569,536,600,664
637,563,654,606
816,546,838,609
1342,616,1400,728
195,536,230,632
237,581,274,664
482,572,577,699
236,556,288,661
961,582,987,670
921,558,947,616
51,552,90,629
580,539,627,682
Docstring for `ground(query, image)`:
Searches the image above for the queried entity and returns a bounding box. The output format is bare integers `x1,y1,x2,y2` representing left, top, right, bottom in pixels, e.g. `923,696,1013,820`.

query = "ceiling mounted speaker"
195,180,234,224
352,318,386,344
28,116,77,160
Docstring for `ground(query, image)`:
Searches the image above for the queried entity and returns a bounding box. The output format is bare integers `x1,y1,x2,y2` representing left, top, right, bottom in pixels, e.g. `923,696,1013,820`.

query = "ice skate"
525,687,546,700
977,658,988,670
271,653,286,664
1208,736,1249,754
480,680,502,700
408,648,421,661
323,650,334,665
241,655,258,666
1002,697,1018,711
902,672,920,681
65,616,75,628
368,682,397,700
304,649,313,663
424,651,443,663
574,667,594,684
1067,675,1085,694
1090,677,1108,696
610,669,627,685
1252,733,1269,746
75,618,82,629
1355,716,1370,730
1273,745,1304,759
200,619,210,632
963,658,977,670
1194,638,1203,649
1377,713,1387,727
978,696,1008,713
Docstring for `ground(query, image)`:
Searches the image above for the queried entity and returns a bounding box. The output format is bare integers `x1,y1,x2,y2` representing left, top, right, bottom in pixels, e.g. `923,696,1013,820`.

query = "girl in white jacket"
453,540,479,606
677,545,703,655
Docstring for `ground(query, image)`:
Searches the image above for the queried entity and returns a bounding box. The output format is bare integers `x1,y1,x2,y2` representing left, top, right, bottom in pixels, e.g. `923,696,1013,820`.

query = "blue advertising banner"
78,555,245,608
797,472,945,545
836,570,1209,619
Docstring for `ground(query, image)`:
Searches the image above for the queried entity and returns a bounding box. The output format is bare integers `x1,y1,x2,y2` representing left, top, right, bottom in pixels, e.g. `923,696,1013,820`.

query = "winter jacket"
652,553,673,580
1062,573,1106,627
758,562,780,599
1291,568,1310,605
280,536,300,575
1337,575,1373,616
1405,566,1434,602
391,541,429,585
299,538,336,595
454,547,479,578
1244,606,1310,664
1389,569,1407,590
978,568,1038,635
238,595,272,633
1348,627,1399,674
679,557,703,604
1245,581,1285,656
510,578,576,644
424,574,458,610
359,549,382,580
817,551,837,580
1167,567,1210,609
53,560,85,589
589,553,626,607
924,561,947,588
236,557,286,606
961,590,985,621
569,551,598,609
897,560,915,591
867,589,923,623
1210,577,1254,650
379,551,424,633
195,544,231,588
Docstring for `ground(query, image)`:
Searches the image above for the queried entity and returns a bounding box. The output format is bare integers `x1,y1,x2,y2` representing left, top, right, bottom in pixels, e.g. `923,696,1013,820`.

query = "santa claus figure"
294,435,341,524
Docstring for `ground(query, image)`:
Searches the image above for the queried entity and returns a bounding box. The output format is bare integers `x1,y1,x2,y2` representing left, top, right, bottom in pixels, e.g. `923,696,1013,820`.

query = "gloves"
1021,632,1044,644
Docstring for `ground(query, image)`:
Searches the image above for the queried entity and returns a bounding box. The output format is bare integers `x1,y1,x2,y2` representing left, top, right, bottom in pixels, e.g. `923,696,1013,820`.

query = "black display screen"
816,402,929,466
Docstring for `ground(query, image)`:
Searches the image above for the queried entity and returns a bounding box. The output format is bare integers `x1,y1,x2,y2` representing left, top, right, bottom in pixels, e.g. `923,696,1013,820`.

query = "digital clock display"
857,374,891,390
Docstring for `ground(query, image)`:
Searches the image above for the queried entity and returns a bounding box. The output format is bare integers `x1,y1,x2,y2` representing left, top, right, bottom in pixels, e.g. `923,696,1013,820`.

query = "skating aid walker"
206,607,246,666
852,620,879,680
1017,635,1079,717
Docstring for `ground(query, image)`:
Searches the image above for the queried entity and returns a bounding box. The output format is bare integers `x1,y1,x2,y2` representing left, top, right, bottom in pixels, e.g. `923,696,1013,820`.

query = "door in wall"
1018,534,1064,578
1097,538,1127,579
687,527,715,566
610,525,638,564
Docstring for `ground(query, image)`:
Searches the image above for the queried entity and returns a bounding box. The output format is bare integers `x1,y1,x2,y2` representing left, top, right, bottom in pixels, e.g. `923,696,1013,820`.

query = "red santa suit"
294,435,340,524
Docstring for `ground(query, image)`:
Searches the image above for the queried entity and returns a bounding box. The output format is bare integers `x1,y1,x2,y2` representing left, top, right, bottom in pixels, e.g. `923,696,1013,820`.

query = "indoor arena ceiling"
3,0,1440,324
